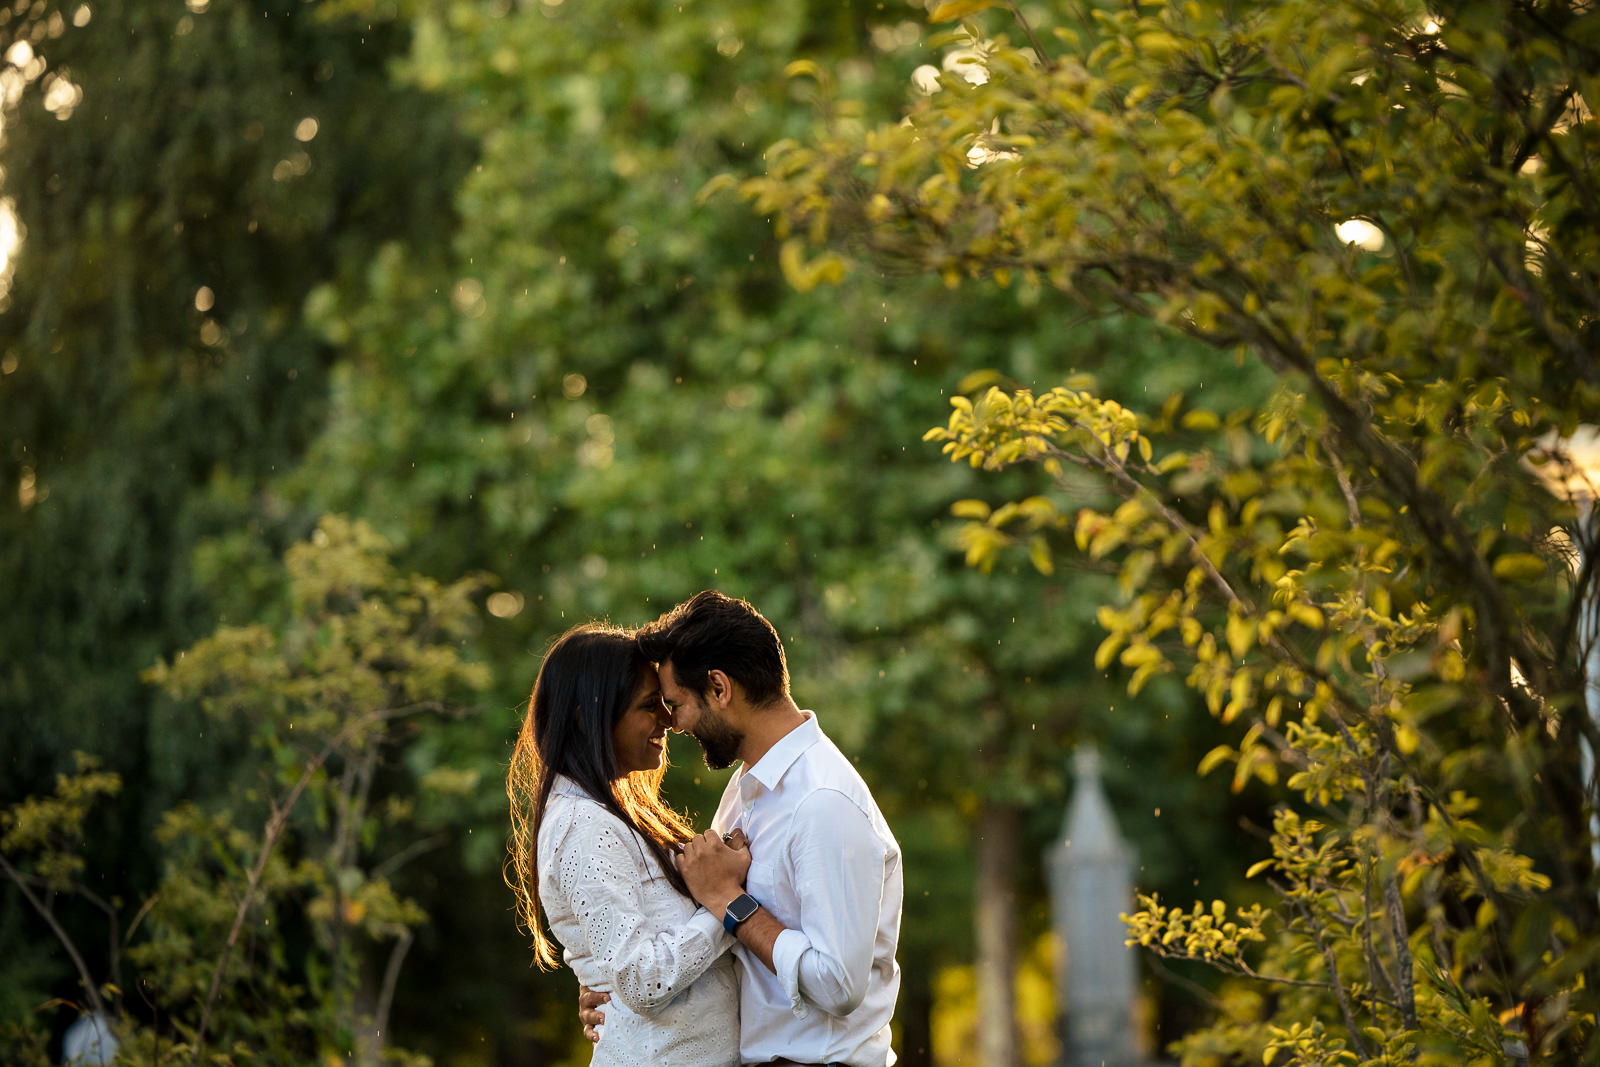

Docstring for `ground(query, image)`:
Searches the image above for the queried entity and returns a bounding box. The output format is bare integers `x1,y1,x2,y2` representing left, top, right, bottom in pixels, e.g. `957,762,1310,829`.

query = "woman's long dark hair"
506,622,695,968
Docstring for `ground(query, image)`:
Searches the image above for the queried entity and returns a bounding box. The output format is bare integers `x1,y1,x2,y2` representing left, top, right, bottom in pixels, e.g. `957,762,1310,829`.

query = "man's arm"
682,793,892,1015
768,789,890,1016
725,907,784,972
680,828,782,971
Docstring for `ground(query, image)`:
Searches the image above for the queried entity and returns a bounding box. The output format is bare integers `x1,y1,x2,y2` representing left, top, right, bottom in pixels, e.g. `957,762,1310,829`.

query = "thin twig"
372,833,449,882
189,702,443,1064
372,926,415,1054
1294,894,1374,1059
189,759,321,1066
1043,437,1247,608
6,868,125,994
1328,447,1362,528
1144,953,1224,1007
1140,944,1385,997
1004,0,1055,71
1361,832,1402,1010
0,851,108,1020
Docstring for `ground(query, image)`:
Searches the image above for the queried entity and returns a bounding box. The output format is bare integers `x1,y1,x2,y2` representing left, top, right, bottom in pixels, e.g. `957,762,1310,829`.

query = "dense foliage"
3,518,486,1064
748,0,1600,1060
2,0,1494,1061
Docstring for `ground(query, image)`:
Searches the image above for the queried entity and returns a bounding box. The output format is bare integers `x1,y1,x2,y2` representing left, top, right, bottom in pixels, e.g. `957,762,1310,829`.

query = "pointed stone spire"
1049,745,1140,1067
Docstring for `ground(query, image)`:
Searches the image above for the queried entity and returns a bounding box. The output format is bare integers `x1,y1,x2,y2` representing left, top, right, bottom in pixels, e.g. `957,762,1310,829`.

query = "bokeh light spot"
1334,219,1385,251
487,592,525,618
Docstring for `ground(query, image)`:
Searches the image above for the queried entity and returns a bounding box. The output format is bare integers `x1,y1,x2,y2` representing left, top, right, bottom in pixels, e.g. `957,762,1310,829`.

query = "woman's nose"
654,704,673,728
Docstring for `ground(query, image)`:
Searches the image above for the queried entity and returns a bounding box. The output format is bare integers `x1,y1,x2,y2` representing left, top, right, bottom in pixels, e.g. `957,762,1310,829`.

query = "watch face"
728,894,759,923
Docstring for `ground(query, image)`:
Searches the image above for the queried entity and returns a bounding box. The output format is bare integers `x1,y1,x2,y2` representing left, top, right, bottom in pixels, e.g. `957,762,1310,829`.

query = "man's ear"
706,669,734,709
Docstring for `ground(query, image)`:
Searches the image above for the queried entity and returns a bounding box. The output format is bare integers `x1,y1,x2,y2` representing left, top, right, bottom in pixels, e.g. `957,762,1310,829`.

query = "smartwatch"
722,892,760,935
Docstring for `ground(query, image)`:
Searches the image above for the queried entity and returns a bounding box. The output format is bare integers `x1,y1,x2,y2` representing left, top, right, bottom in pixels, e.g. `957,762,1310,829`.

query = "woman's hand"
678,829,751,918
578,985,609,1043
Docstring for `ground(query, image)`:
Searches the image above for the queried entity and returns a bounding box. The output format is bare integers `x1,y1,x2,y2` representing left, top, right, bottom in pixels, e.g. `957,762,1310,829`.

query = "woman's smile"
613,669,673,775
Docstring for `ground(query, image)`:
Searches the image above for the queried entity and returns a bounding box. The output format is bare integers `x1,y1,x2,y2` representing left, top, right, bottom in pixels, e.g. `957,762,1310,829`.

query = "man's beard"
692,707,744,770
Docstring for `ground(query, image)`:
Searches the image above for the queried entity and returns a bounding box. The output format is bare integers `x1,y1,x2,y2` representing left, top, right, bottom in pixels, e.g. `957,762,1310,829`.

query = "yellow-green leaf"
929,0,998,22
1029,534,1054,575
1288,603,1324,629
1094,632,1124,670
784,59,825,80
1226,613,1254,658
1491,553,1546,581
1197,744,1234,776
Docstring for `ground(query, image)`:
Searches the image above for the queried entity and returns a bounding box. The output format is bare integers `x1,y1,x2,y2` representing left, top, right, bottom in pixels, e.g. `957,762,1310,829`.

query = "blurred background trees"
6,0,1591,1064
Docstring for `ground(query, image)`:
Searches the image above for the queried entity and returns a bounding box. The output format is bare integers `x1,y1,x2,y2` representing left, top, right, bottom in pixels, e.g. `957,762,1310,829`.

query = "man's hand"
578,985,610,1043
678,829,751,918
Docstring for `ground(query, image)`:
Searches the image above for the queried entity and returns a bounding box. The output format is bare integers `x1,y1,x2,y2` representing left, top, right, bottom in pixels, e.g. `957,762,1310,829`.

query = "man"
583,590,903,1067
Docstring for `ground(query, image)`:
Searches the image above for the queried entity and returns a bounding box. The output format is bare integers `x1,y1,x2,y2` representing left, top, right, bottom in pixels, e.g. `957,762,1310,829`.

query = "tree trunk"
897,967,935,1067
975,798,1020,1067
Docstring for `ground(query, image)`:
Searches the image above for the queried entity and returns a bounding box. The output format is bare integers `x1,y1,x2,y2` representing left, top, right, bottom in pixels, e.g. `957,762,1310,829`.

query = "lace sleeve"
556,814,731,1016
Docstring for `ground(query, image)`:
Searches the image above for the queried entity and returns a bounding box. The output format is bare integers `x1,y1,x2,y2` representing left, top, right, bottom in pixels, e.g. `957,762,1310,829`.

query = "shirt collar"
550,774,594,800
741,710,821,793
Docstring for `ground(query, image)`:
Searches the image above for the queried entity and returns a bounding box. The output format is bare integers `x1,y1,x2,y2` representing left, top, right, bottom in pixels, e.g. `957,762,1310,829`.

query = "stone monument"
1048,745,1139,1067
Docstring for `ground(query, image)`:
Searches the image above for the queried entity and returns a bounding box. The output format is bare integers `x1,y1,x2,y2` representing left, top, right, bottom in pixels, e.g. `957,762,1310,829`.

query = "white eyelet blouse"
537,776,740,1066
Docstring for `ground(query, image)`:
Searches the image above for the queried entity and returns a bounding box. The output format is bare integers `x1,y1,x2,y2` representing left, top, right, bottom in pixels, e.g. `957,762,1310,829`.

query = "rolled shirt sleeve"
771,788,891,1017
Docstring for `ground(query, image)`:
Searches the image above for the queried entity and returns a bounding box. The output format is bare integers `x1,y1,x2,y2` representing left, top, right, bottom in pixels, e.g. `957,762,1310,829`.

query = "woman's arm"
557,816,734,1016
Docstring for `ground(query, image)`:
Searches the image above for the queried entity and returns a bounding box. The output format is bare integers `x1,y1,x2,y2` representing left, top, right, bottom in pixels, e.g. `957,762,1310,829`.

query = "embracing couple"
506,590,903,1066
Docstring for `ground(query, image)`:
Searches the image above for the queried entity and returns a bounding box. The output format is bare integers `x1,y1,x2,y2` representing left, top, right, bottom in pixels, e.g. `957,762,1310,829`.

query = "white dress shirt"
711,712,903,1066
538,776,741,1066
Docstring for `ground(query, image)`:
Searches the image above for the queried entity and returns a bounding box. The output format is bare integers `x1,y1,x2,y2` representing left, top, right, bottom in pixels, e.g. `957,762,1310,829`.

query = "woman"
505,623,743,1066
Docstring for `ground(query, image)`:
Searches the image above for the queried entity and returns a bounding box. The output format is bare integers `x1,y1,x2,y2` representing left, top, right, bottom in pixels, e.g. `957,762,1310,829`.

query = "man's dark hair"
637,590,789,706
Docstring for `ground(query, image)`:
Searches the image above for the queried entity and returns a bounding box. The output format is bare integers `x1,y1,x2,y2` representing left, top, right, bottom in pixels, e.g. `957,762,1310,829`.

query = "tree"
745,0,1600,1059
0,0,473,842
1,516,489,1063
0,0,473,1030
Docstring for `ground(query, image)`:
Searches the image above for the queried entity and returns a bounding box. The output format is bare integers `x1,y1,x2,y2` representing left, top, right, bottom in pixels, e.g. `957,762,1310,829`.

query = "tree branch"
1042,437,1248,609
1383,874,1419,1032
0,851,108,1020
372,926,414,1054
1003,0,1055,71
1292,894,1374,1059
